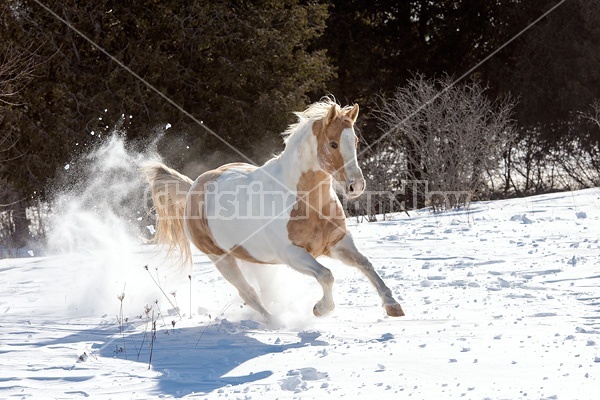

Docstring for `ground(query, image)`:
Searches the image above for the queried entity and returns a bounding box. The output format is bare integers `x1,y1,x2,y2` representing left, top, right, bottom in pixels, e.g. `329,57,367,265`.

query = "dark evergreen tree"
0,0,332,198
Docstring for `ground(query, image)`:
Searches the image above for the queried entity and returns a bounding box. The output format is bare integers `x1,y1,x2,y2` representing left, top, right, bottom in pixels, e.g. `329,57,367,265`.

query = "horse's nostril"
349,183,355,192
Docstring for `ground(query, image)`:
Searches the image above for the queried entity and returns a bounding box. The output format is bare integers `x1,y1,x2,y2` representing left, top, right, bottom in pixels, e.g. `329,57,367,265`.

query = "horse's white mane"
282,97,354,145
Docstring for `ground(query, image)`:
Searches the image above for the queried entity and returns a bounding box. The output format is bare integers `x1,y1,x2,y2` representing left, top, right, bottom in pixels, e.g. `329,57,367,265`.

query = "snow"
1,188,600,399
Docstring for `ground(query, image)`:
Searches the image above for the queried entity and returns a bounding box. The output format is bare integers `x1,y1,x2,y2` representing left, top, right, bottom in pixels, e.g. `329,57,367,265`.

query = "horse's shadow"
103,319,327,397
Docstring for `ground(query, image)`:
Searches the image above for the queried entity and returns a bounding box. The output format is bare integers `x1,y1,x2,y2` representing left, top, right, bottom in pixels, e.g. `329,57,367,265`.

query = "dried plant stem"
189,275,192,319
144,265,182,319
138,304,152,360
153,300,170,334
117,285,126,359
196,301,234,346
148,310,157,370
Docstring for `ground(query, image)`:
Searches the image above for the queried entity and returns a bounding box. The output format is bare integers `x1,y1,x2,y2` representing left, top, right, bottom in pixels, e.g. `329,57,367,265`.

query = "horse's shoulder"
287,169,347,258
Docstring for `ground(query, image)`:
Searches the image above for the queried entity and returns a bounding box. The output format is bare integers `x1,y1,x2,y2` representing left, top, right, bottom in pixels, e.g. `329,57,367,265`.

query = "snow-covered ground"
1,188,599,399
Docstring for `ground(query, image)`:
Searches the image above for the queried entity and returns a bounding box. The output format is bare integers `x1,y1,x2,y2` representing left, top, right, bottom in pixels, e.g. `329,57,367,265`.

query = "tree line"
1,0,599,246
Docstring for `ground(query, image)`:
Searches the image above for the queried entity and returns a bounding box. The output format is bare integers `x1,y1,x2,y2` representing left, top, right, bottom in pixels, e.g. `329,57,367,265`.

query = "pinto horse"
142,99,404,322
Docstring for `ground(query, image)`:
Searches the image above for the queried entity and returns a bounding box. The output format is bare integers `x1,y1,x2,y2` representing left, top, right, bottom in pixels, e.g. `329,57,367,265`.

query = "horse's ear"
325,104,338,126
347,103,359,123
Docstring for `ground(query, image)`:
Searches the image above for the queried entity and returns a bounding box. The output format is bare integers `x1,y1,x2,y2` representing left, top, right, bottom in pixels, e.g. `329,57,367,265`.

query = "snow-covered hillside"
1,188,599,399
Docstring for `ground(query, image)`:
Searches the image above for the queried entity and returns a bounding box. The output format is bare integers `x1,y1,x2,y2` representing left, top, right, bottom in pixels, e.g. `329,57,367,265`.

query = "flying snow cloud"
45,131,190,318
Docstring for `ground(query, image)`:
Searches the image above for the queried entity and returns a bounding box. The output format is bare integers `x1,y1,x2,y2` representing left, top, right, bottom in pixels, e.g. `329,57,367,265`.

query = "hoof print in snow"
280,368,328,392
511,214,534,224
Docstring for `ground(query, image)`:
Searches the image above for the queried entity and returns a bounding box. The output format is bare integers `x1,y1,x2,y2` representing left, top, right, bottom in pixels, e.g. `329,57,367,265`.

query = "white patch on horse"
339,128,365,197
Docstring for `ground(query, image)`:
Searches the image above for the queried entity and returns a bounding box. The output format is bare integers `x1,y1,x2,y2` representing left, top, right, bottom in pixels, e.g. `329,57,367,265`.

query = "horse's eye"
329,141,338,149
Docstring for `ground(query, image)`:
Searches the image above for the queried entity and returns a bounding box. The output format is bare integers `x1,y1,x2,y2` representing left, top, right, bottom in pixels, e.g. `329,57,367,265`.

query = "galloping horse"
143,99,404,322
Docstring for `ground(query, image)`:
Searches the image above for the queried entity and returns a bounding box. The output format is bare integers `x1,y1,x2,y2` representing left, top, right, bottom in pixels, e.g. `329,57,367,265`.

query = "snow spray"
46,131,191,318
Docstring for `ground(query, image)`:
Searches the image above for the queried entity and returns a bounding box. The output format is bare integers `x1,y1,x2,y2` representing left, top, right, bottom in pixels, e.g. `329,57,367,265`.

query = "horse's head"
313,103,365,199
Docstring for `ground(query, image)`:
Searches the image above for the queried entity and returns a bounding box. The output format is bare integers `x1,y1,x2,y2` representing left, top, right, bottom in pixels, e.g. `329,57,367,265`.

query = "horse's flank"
186,162,270,264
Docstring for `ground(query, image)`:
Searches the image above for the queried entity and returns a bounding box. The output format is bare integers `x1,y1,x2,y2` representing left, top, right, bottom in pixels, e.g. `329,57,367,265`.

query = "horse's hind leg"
329,234,405,317
208,254,272,322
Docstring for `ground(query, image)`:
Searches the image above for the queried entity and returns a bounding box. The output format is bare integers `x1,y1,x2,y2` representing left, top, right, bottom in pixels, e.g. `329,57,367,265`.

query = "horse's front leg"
330,234,405,317
283,245,335,316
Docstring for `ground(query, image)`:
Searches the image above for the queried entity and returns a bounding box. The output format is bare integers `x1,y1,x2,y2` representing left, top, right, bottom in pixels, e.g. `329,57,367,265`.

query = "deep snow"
1,188,600,399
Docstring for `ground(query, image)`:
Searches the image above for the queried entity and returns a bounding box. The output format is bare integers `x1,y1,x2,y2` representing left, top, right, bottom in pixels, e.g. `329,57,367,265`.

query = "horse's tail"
141,162,194,266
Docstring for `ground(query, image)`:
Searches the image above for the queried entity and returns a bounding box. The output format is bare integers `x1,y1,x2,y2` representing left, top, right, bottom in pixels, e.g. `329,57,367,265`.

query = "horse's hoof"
313,303,333,317
385,304,405,317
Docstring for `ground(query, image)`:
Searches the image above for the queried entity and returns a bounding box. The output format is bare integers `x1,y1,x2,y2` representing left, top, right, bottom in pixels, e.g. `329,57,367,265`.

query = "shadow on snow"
107,319,327,397
32,318,327,397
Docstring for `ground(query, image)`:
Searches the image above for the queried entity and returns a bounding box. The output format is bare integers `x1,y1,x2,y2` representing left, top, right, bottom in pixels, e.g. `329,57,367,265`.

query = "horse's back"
185,162,291,263
183,164,247,258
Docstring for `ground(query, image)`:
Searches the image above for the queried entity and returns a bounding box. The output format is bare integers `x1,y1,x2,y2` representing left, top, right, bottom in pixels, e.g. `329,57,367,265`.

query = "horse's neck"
298,170,335,210
275,120,323,191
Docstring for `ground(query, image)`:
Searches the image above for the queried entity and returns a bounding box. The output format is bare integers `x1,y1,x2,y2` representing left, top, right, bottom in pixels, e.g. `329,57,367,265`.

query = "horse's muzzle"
346,177,365,199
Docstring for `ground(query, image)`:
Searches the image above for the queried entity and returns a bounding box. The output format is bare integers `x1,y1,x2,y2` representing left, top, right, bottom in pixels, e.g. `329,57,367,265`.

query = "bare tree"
497,101,600,198
374,75,517,211
0,46,37,251
582,100,599,128
554,101,600,188
0,45,37,161
0,46,37,107
346,143,407,221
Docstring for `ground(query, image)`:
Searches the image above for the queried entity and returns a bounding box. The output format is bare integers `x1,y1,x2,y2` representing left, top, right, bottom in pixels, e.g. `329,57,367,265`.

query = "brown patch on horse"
287,170,347,258
229,244,272,264
186,169,227,257
186,162,263,260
